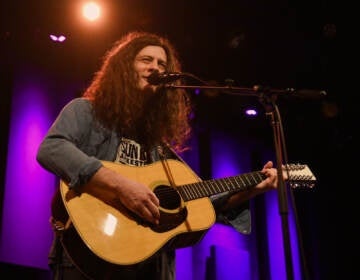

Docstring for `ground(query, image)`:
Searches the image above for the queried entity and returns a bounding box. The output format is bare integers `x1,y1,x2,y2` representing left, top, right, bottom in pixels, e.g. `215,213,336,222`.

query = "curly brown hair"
83,31,192,152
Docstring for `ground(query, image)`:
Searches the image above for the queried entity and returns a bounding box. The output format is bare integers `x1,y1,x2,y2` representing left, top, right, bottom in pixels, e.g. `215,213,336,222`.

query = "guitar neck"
178,171,266,201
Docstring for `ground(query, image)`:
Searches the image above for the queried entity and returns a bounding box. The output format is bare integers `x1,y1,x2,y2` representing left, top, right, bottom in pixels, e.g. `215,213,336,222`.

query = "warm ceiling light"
82,2,101,21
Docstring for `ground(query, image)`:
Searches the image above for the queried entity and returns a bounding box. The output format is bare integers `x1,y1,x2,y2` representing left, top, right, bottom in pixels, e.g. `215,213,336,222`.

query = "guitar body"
59,159,215,267
55,158,315,278
60,225,139,280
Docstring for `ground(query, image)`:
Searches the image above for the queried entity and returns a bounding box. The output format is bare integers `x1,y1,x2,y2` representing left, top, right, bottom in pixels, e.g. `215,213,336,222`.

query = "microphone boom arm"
166,84,327,100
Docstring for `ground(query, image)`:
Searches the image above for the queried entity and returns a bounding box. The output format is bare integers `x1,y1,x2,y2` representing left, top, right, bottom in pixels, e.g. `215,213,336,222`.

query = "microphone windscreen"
147,71,162,85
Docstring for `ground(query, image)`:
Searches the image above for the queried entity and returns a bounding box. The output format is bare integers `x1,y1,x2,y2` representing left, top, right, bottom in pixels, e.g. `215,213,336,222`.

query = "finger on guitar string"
138,202,160,225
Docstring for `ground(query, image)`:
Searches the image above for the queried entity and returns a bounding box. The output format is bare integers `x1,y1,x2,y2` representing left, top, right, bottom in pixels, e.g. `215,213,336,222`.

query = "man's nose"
149,61,161,72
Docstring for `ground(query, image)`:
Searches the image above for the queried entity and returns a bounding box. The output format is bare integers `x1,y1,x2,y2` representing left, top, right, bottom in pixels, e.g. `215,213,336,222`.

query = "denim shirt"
36,97,251,279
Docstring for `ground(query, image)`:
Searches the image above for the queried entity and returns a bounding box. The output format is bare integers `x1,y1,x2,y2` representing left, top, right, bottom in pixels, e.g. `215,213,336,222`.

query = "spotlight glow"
245,108,258,116
82,2,101,21
57,35,66,42
49,34,66,42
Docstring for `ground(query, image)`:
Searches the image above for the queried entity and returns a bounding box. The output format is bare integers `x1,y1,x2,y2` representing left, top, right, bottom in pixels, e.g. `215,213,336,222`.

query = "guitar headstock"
285,163,316,189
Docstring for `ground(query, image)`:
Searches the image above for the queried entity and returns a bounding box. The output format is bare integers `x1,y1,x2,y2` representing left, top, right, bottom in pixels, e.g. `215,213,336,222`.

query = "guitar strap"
156,145,177,188
161,143,202,182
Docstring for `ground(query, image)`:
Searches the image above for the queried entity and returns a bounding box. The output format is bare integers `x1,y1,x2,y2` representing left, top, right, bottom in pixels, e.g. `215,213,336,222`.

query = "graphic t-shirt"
115,137,148,166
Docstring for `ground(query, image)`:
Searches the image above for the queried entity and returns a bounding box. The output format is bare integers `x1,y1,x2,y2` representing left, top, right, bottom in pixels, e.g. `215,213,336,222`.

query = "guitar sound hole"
154,185,181,210
151,185,187,233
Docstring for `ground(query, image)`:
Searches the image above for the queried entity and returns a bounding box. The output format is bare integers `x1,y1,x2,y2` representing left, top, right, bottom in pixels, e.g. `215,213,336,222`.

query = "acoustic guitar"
53,159,315,279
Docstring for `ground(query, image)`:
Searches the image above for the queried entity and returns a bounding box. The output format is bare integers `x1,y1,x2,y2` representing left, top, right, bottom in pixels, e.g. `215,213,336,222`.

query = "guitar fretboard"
178,171,266,201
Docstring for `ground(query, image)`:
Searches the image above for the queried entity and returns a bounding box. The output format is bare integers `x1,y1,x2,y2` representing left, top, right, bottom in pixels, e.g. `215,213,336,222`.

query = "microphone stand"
258,89,295,280
167,83,310,280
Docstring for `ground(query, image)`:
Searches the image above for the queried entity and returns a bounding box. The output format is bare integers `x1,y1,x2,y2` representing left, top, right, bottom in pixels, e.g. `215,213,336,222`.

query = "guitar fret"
182,184,193,200
243,174,252,186
226,178,235,191
198,183,207,197
188,183,198,199
193,183,203,198
229,177,240,191
238,176,246,188
232,177,244,190
222,178,231,191
193,184,201,198
248,173,258,186
200,183,207,196
218,179,226,192
230,177,239,191
222,178,229,191
213,180,223,194
256,173,266,183
177,185,186,200
205,183,213,196
207,180,217,195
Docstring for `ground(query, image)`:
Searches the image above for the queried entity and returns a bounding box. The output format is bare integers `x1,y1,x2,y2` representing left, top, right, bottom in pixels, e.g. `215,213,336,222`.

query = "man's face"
133,45,167,91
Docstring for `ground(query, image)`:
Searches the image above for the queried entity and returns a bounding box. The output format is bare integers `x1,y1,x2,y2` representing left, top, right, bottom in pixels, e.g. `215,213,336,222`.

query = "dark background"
1,0,355,279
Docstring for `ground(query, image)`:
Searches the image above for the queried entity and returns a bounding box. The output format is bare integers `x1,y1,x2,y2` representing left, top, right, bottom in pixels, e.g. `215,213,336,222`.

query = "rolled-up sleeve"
211,192,251,234
36,98,104,191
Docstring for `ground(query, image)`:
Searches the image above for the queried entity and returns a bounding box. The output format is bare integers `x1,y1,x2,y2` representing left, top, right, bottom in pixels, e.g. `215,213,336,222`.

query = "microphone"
147,71,184,85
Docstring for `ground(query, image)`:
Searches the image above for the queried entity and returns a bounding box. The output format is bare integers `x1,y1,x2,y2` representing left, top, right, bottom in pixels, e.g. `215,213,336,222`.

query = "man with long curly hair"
37,31,279,280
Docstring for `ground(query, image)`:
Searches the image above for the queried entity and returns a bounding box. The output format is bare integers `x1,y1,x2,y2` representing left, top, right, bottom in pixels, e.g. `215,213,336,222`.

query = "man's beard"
135,85,166,113
129,85,168,146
